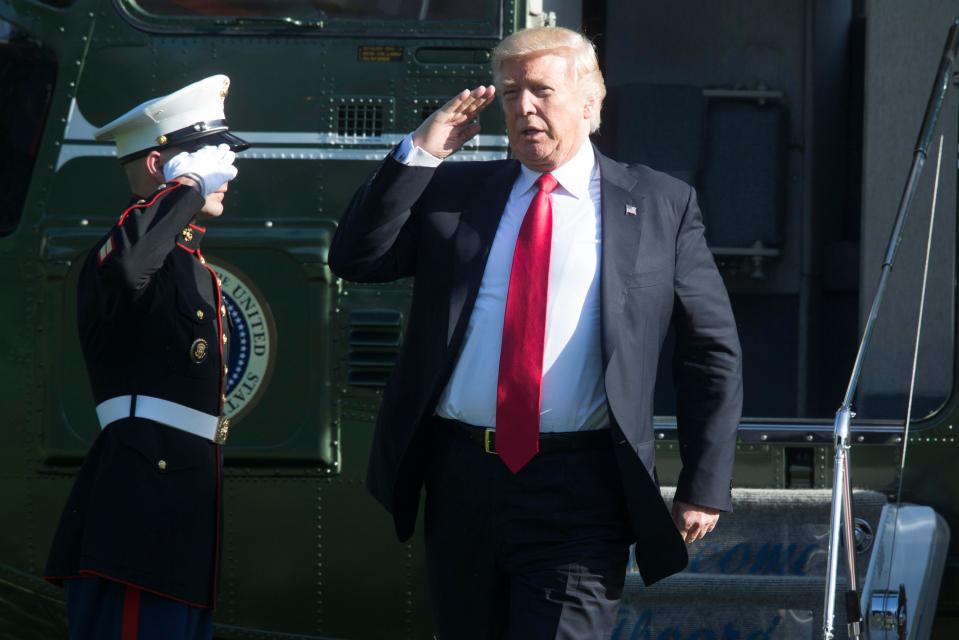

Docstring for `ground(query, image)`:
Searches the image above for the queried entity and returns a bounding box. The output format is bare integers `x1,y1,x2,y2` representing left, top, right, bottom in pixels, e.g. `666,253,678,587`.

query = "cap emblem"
156,134,168,145
191,338,209,363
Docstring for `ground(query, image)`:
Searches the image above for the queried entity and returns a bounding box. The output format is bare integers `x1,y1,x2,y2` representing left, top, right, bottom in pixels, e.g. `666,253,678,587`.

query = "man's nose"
516,90,536,116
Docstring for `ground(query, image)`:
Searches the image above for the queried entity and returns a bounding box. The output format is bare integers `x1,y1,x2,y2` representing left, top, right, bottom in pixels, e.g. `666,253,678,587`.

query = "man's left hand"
671,500,720,543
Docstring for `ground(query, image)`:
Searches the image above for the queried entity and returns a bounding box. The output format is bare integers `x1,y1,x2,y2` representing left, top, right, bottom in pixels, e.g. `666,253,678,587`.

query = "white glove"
163,144,238,196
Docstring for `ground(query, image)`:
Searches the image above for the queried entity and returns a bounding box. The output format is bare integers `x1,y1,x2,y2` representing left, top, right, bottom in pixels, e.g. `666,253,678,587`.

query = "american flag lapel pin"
625,204,637,216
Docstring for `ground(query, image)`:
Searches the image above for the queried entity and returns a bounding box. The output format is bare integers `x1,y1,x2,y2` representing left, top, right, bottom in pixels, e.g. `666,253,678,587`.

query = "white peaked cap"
94,74,248,160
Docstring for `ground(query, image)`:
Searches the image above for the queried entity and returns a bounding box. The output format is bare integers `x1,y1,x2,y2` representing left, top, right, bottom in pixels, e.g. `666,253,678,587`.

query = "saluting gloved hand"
163,144,238,196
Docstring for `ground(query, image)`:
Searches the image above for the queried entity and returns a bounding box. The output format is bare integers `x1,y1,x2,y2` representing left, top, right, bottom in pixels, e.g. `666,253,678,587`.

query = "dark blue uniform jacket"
45,182,231,608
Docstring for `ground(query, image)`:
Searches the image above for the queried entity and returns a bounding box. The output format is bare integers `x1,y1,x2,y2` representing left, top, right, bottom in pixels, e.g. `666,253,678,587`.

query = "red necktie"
496,173,557,473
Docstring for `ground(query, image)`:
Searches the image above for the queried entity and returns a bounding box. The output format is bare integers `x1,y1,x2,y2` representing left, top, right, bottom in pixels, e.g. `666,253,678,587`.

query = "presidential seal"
207,260,276,423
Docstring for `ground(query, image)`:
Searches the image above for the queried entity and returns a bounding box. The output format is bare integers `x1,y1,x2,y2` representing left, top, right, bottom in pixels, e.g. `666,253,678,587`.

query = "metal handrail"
821,17,959,640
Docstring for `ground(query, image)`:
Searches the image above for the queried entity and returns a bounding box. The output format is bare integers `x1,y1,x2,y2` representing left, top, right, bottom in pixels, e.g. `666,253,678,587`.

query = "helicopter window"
0,22,57,237
128,0,486,22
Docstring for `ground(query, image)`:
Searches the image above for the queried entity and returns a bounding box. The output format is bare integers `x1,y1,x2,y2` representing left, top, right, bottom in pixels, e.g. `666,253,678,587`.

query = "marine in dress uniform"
44,75,249,640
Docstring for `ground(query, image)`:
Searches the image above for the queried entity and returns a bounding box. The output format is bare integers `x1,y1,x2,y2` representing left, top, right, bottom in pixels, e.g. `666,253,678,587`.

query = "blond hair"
492,26,606,133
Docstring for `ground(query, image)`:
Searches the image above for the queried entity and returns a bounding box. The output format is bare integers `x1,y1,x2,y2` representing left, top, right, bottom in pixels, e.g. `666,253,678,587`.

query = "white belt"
96,395,225,443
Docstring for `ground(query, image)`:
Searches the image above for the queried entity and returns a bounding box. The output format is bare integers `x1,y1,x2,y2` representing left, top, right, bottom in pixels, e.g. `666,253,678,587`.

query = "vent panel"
348,309,403,387
337,103,384,136
419,101,442,122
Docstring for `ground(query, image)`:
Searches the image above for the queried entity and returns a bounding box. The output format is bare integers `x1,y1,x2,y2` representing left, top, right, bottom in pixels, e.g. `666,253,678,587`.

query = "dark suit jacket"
328,145,742,585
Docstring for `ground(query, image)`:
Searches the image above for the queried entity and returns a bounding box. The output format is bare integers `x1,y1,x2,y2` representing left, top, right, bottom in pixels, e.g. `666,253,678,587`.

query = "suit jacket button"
157,460,167,471
196,310,205,320
222,334,228,345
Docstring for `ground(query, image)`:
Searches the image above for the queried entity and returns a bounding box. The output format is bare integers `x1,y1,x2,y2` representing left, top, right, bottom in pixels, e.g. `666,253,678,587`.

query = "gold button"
220,305,226,317
217,277,223,286
221,393,227,403
200,257,206,264
196,310,205,320
137,199,146,205
158,460,167,471
223,366,229,376
222,334,228,344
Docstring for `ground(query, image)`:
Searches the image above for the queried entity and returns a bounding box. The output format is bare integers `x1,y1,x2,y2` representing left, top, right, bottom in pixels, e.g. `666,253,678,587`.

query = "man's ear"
144,150,166,183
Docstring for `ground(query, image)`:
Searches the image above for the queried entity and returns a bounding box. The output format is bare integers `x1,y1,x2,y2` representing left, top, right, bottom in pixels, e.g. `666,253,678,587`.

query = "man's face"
500,50,592,173
198,183,227,219
158,147,228,218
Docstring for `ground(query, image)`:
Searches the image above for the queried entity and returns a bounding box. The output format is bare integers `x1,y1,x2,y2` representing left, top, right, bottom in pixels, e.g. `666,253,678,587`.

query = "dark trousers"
64,576,213,640
424,421,632,640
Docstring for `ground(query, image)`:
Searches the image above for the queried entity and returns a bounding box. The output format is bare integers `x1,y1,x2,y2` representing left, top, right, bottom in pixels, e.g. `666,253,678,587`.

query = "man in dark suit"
330,26,742,639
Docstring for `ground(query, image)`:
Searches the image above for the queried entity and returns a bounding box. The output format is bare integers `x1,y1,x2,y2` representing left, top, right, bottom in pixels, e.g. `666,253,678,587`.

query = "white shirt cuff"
394,133,443,168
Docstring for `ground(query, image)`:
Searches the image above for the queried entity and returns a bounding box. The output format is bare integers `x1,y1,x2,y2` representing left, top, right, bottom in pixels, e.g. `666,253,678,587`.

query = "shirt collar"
516,138,596,200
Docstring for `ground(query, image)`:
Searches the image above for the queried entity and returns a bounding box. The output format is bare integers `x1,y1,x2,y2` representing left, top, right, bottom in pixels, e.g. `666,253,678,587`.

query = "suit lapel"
597,148,644,361
444,150,643,358
447,159,521,346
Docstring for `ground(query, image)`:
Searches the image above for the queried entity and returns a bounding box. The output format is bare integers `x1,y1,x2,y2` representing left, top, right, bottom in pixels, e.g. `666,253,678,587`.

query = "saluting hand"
163,144,238,196
412,85,496,159
671,500,720,544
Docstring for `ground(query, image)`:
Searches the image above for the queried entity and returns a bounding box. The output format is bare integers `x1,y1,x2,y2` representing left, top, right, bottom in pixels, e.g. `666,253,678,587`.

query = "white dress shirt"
395,135,608,432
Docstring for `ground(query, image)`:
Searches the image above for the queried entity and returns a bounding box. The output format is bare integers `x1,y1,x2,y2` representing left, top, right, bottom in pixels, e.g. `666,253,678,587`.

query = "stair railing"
821,17,959,640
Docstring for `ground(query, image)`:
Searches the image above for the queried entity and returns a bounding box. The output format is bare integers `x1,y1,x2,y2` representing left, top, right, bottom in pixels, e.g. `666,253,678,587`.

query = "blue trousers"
64,576,213,640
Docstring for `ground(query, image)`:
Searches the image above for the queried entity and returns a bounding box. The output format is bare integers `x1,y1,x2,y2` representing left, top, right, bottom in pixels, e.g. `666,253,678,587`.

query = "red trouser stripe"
121,585,140,640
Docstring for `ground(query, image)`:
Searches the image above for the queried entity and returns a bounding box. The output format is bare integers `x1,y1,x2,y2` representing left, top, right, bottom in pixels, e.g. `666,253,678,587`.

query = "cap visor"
181,130,251,153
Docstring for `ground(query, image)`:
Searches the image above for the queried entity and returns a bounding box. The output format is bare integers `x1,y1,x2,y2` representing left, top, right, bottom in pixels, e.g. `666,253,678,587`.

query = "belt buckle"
215,417,230,445
483,429,496,455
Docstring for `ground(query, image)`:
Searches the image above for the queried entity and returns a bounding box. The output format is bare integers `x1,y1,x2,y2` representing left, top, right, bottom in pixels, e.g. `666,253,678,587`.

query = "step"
612,488,888,640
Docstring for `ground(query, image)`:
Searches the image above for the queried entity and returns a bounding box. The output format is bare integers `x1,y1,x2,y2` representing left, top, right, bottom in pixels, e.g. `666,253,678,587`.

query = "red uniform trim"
196,250,225,414
117,182,185,226
196,248,225,607
121,585,140,640
176,242,197,253
46,571,212,609
96,234,116,267
189,223,207,232
213,445,222,608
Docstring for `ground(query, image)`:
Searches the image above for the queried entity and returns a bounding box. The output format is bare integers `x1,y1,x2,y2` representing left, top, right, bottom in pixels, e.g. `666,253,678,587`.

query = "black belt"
438,417,611,454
